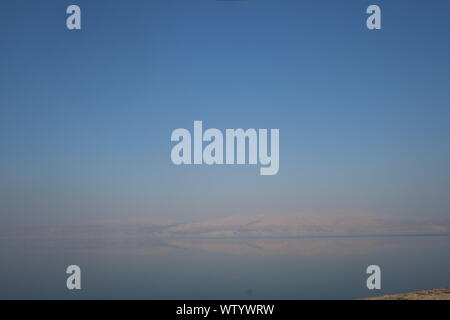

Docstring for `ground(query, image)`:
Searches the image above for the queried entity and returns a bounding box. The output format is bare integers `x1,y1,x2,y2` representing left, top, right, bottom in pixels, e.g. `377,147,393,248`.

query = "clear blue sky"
1,0,450,225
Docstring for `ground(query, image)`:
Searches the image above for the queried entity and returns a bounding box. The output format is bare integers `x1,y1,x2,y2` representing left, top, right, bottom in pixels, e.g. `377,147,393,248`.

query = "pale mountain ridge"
160,212,450,238
2,213,450,256
2,212,450,240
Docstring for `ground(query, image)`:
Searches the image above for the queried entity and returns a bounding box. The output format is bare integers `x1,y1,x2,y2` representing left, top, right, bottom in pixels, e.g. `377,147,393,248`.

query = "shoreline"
361,286,450,300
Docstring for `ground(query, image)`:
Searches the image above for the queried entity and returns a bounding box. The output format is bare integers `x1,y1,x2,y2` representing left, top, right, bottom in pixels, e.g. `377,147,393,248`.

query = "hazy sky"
1,0,450,225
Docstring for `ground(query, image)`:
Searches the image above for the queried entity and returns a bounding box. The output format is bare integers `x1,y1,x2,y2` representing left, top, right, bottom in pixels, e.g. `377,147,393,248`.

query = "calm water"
1,235,450,299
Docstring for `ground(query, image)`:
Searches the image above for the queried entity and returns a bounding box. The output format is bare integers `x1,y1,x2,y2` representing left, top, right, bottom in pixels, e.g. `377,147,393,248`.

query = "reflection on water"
1,234,450,299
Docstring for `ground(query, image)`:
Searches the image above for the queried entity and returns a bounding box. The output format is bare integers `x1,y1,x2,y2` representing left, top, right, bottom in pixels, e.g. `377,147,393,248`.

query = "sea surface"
1,235,450,299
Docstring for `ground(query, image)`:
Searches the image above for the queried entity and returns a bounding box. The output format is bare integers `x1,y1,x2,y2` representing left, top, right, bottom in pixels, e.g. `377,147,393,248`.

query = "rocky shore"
362,286,450,300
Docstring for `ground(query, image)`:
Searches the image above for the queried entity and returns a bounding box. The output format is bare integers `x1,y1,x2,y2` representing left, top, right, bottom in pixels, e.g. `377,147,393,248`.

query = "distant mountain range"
3,212,450,240
156,213,450,238
2,212,450,255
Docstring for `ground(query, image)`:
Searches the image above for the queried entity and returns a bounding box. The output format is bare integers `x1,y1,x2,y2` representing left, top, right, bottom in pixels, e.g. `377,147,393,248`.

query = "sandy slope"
361,286,450,300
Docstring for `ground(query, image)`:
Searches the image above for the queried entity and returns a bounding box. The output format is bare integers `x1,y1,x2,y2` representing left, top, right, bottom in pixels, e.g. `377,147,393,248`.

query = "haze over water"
2,213,450,299
2,234,450,299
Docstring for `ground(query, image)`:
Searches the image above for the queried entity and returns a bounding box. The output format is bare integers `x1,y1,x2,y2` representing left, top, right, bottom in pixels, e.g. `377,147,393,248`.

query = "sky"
1,0,450,226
